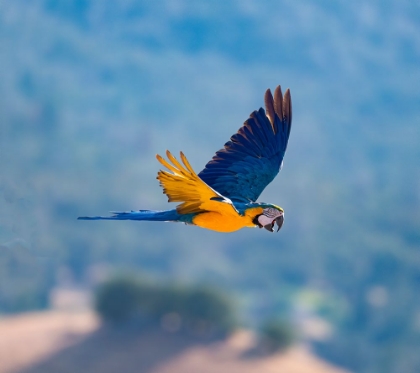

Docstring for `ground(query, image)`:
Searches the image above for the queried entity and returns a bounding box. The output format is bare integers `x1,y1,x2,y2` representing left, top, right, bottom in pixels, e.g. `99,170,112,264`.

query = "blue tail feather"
78,209,181,222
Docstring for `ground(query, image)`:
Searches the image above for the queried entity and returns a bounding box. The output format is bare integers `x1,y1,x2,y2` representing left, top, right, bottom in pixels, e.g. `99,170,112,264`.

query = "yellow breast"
192,207,264,233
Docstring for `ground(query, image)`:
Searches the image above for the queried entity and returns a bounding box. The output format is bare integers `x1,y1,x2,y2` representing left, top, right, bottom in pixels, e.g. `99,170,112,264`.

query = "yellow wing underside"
156,151,264,232
156,150,238,216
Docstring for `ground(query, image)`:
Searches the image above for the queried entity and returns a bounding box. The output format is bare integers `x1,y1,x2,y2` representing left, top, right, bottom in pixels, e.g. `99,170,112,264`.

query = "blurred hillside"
0,310,350,373
1,1,420,373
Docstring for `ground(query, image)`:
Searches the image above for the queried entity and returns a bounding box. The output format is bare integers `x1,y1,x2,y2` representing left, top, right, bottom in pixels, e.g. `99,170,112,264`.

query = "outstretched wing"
198,85,292,203
156,150,238,216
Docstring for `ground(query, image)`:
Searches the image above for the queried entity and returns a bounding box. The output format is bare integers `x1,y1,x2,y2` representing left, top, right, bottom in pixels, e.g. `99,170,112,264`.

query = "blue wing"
198,86,292,203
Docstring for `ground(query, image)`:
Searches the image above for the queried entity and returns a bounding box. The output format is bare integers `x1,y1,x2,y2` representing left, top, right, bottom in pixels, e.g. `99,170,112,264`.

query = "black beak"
263,223,274,232
275,215,284,232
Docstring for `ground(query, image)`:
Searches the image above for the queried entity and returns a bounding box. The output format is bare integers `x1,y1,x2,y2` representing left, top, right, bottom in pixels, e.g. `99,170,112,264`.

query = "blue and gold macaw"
79,85,292,233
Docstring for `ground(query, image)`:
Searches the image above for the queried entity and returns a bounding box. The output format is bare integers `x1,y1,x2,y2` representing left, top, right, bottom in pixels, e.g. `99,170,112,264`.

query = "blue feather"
198,86,291,202
78,209,193,223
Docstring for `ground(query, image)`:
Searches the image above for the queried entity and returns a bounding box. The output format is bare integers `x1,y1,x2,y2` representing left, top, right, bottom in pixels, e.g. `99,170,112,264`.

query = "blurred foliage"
95,276,236,339
95,276,143,322
258,318,295,354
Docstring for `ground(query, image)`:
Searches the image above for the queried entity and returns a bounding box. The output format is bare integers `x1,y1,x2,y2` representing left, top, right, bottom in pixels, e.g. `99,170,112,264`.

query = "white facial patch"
257,214,274,227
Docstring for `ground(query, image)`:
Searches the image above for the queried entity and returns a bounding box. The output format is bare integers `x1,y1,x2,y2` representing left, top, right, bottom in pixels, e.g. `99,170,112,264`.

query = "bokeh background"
1,1,420,372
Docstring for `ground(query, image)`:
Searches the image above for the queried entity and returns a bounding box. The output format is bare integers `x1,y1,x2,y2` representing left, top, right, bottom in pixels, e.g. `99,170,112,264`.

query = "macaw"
78,85,292,233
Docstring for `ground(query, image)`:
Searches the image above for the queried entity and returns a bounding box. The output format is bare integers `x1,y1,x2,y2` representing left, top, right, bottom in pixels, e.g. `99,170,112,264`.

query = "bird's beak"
275,215,284,232
258,211,284,232
263,223,274,232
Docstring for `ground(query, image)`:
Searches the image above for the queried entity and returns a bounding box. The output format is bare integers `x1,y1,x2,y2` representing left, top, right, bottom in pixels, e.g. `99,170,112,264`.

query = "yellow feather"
192,207,264,233
156,151,238,216
156,151,266,232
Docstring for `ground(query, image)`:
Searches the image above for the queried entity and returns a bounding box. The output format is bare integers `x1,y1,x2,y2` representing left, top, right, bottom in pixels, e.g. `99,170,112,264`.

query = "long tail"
77,209,182,222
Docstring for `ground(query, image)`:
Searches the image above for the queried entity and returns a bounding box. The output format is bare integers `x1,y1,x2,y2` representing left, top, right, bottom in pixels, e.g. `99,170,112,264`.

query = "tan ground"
154,331,351,373
0,310,351,373
0,311,99,373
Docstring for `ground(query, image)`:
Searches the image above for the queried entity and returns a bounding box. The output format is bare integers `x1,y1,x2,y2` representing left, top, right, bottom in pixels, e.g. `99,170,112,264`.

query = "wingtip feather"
283,88,292,126
273,85,283,120
264,88,276,129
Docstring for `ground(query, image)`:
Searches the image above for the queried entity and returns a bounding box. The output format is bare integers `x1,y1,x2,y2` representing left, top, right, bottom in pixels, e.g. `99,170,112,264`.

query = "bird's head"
253,204,284,232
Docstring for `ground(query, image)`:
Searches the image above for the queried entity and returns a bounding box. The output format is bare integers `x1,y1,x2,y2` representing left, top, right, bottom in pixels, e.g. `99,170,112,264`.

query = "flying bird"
78,85,292,233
